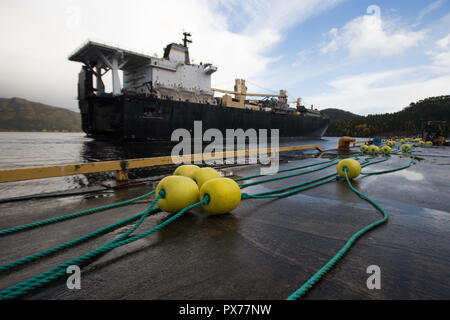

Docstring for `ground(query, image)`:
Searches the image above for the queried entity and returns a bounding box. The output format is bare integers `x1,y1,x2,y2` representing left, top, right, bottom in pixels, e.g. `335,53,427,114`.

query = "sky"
0,0,449,115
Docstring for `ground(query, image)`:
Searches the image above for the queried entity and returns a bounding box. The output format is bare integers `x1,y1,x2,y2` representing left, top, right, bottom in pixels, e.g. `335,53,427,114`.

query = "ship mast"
182,32,192,64
183,32,192,47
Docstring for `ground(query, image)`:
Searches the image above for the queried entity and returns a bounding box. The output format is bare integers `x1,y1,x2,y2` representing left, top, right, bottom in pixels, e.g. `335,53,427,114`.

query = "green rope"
243,175,338,199
236,153,365,185
0,150,414,299
0,190,155,236
0,194,162,273
0,153,364,238
361,157,388,168
361,153,415,175
0,156,353,276
286,168,389,300
232,153,408,299
0,157,341,237
0,208,161,272
105,193,162,245
234,157,339,182
239,161,338,189
245,173,338,197
0,196,208,300
242,155,387,199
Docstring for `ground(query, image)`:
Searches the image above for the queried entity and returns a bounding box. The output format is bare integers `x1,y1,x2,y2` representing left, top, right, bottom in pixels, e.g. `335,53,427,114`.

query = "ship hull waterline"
79,96,330,141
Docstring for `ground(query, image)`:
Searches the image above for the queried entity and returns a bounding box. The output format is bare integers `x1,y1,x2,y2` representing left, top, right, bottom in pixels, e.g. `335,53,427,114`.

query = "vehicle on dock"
421,121,449,145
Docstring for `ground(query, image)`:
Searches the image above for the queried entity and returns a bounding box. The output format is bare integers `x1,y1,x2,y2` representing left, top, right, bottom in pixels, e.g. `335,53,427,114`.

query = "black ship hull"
79,96,329,141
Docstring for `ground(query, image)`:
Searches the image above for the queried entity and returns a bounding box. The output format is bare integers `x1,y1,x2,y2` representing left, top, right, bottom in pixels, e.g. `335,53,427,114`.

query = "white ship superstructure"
69,33,217,104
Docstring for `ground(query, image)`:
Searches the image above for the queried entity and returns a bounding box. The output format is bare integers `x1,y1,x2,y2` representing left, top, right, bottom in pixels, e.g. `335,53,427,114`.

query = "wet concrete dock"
1,146,449,299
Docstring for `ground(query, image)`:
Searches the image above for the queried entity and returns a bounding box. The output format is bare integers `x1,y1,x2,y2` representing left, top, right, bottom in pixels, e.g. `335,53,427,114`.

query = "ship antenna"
183,32,192,47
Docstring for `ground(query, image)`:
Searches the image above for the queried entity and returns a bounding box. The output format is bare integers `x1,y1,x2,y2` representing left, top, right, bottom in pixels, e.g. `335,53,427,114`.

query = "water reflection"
80,139,178,162
79,137,335,163
0,132,339,200
392,170,424,181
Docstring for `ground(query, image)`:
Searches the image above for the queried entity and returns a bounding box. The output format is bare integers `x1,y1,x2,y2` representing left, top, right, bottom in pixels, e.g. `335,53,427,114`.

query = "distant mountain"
321,108,360,121
324,95,450,137
0,97,81,132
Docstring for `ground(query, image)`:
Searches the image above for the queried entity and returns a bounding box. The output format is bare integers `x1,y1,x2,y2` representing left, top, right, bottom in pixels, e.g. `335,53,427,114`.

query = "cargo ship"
69,33,329,141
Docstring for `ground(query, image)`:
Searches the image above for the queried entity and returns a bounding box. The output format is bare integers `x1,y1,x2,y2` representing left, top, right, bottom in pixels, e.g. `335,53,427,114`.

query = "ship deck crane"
212,79,294,109
211,87,284,98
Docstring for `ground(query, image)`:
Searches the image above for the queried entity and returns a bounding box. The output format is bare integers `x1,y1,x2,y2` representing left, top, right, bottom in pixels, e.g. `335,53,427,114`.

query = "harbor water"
0,132,343,200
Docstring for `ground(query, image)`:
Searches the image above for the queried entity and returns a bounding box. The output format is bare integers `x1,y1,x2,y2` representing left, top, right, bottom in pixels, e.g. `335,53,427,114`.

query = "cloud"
269,4,449,115
437,34,450,48
321,8,426,57
414,0,447,26
304,26,450,114
428,34,450,66
291,49,314,68
214,0,343,35
305,66,450,114
432,51,450,66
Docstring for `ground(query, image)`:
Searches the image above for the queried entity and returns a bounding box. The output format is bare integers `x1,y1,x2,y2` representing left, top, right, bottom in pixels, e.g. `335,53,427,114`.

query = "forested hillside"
324,96,450,137
321,108,360,121
0,97,81,132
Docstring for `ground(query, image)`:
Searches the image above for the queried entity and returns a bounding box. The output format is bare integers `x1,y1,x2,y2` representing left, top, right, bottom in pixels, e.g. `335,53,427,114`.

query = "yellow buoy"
426,141,433,146
400,139,405,144
190,167,221,188
337,159,361,179
156,176,199,213
368,145,380,155
200,178,241,215
402,144,411,152
173,164,200,177
419,141,425,146
381,146,392,155
360,145,369,153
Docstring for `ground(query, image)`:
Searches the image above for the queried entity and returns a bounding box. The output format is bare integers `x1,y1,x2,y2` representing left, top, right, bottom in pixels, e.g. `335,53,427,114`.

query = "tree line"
324,95,450,137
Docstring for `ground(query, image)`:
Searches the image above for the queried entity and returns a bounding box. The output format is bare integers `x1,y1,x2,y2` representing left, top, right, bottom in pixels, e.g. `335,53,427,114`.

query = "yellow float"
199,178,242,215
368,145,380,155
337,159,361,179
156,176,200,213
360,145,369,153
190,167,221,188
381,146,392,155
402,144,411,152
173,164,200,177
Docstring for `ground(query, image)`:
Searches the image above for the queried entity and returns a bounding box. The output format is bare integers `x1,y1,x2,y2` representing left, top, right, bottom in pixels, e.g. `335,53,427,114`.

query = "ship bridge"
69,34,217,104
69,41,154,96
